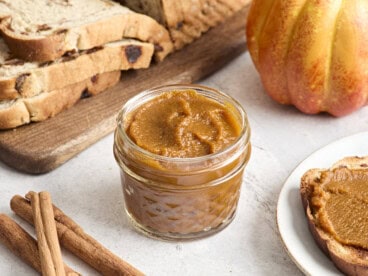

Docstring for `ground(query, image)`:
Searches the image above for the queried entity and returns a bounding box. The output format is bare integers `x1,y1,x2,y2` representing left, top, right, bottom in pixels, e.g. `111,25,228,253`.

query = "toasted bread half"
301,156,368,276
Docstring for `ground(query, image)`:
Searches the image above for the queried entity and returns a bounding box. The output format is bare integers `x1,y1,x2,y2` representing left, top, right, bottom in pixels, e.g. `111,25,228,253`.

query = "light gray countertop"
0,51,367,275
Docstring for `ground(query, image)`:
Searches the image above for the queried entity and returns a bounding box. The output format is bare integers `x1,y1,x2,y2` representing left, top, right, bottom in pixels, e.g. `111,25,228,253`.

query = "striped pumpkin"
246,0,368,116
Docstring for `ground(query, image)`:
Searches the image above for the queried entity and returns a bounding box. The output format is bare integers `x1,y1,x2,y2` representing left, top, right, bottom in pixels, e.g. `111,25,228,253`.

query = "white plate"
277,131,368,275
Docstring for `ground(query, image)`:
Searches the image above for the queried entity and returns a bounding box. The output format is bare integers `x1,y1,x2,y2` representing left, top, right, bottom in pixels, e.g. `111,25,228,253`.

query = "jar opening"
116,84,251,164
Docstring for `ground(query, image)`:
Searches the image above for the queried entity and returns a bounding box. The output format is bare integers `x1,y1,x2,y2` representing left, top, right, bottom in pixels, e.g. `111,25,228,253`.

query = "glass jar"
113,84,251,240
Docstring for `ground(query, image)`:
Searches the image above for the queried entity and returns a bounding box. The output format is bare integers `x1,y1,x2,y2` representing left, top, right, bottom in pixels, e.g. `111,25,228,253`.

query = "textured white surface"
0,51,368,275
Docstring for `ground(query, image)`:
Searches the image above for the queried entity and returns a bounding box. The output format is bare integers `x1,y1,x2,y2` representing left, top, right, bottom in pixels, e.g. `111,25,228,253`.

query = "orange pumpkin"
246,0,368,116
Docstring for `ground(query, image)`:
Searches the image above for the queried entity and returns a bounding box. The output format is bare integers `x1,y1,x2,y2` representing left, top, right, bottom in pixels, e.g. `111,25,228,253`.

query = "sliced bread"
117,0,251,49
0,70,121,129
0,38,154,100
301,156,368,275
0,0,173,62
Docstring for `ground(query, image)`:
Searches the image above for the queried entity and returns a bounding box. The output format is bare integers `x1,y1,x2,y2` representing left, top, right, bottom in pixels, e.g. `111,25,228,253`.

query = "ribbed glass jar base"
119,159,247,240
124,206,237,241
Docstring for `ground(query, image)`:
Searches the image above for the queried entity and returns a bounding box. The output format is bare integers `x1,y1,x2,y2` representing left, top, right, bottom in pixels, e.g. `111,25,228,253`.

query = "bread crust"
0,39,153,100
160,0,251,49
300,156,368,276
0,71,120,129
0,10,173,62
0,78,17,100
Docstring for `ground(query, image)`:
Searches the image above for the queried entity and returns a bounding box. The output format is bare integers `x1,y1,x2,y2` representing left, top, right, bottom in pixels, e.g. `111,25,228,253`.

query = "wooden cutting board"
0,5,250,174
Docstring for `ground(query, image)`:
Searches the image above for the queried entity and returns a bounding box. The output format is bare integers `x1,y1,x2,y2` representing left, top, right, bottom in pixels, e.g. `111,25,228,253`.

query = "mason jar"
114,84,251,240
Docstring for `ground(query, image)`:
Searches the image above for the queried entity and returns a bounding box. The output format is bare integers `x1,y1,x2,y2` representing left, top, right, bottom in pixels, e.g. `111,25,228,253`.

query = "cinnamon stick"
11,194,144,276
0,214,79,276
28,191,65,276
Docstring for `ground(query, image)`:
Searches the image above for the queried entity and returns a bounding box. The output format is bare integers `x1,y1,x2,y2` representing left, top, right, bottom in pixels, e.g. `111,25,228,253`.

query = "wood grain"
0,6,249,174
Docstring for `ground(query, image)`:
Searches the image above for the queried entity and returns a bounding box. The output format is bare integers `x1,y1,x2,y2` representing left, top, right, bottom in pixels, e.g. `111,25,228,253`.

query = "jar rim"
116,84,251,164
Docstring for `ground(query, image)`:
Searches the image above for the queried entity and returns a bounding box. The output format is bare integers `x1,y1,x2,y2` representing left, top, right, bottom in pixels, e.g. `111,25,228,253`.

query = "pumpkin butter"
311,168,368,249
114,85,251,240
126,90,241,157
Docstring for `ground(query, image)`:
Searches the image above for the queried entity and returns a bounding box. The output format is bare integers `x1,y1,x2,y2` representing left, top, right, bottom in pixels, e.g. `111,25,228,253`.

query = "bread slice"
0,38,153,100
0,0,173,62
0,70,120,129
301,156,368,275
117,0,251,49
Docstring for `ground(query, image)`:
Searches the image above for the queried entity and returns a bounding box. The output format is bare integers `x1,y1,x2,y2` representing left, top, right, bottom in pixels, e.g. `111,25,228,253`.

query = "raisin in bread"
301,156,368,276
117,0,251,49
0,0,172,62
0,71,120,129
0,38,153,100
